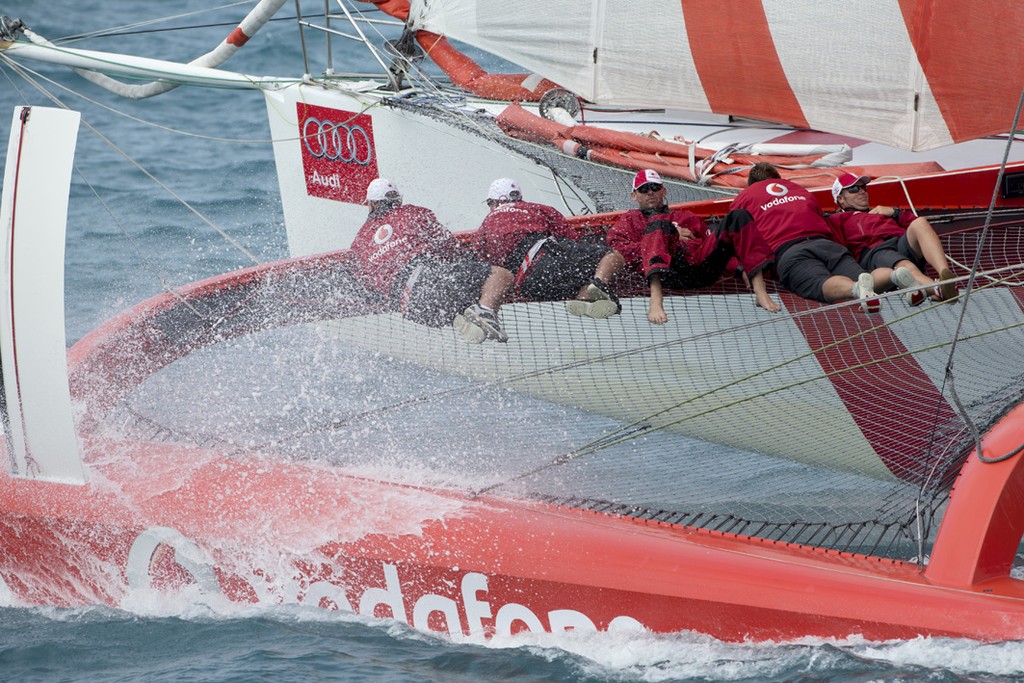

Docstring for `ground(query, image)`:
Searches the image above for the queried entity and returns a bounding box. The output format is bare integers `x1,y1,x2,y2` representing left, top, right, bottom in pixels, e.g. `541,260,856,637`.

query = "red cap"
831,173,869,202
633,169,663,190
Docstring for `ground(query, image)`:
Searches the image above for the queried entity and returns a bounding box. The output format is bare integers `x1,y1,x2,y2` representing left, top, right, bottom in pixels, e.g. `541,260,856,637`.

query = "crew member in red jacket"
349,178,513,343
719,163,885,313
606,170,733,324
472,178,625,318
829,173,956,305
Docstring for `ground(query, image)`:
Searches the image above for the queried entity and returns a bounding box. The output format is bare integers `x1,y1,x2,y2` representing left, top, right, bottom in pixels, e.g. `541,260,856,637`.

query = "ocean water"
2,2,1024,681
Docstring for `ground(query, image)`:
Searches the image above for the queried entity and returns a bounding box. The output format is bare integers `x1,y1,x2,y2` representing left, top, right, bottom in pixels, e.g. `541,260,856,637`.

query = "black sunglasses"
636,183,663,194
844,185,867,194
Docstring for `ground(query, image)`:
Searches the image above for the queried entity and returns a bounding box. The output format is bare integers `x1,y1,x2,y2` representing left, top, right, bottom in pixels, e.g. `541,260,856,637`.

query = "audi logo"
302,116,373,165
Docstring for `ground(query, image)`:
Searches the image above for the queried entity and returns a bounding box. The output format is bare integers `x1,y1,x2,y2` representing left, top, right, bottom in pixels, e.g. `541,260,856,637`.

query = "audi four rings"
302,117,373,165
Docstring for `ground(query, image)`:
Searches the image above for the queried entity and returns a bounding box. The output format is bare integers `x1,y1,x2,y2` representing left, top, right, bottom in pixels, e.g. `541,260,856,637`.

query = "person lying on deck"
348,178,514,344
828,173,957,305
470,178,625,319
717,162,912,314
606,170,733,324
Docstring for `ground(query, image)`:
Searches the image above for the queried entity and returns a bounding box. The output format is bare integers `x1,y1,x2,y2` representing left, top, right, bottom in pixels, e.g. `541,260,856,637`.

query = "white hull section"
264,85,596,256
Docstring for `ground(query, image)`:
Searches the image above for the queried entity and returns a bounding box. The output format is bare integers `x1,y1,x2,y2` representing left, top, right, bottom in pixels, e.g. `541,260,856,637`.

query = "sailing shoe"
453,313,486,343
857,272,880,314
566,277,621,319
461,304,509,343
565,298,619,319
937,268,957,302
891,266,924,306
905,289,927,307
587,278,622,311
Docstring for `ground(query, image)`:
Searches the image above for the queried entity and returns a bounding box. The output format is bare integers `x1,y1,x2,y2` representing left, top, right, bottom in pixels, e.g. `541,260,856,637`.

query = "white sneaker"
891,267,924,306
453,313,486,343
566,278,621,319
460,304,508,343
585,282,612,301
905,289,927,307
857,272,880,314
891,266,916,290
566,299,619,319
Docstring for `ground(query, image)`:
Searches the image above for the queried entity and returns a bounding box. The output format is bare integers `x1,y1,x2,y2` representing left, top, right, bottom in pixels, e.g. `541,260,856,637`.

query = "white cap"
366,178,400,203
633,169,663,190
487,178,522,202
830,172,870,203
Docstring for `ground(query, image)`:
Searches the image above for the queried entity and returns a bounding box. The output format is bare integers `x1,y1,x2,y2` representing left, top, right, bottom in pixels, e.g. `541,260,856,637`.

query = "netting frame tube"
925,401,1024,588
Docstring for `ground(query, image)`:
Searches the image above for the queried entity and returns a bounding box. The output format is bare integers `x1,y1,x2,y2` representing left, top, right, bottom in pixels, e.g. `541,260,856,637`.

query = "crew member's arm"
751,270,781,312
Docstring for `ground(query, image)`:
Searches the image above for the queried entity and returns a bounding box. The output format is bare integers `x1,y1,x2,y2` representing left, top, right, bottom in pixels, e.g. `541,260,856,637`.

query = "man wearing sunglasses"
607,170,733,324
828,173,956,305
471,177,625,319
719,163,885,314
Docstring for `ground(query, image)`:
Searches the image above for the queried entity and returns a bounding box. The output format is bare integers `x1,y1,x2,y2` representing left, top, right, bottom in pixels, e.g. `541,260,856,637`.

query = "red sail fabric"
899,0,1024,144
680,0,808,130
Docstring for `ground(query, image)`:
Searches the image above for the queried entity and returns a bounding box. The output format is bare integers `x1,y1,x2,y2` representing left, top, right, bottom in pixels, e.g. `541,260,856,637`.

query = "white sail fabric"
408,0,1024,152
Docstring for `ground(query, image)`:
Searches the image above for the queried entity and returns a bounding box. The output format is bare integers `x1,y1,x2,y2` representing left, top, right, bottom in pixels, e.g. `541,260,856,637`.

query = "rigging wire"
0,55,263,268
1,61,161,270
471,281,1024,498
939,88,1024,466
58,15,322,43
210,265,1024,493
52,2,266,43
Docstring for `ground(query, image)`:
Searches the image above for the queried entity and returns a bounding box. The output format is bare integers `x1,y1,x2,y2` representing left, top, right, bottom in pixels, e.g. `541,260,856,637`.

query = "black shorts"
519,238,611,301
777,238,864,302
660,239,732,290
393,256,491,327
858,234,925,271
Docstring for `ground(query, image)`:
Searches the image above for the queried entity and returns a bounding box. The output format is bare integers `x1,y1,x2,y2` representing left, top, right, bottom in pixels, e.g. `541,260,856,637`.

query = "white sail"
408,0,1024,151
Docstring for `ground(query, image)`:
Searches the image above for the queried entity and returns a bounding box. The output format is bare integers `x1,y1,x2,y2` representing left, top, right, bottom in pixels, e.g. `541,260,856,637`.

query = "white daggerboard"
0,106,86,483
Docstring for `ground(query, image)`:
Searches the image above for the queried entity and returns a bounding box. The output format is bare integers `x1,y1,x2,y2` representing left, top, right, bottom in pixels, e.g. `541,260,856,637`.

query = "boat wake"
2,600,1023,681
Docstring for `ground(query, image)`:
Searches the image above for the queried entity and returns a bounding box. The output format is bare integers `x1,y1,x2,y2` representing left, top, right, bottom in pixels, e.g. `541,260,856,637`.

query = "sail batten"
408,0,1023,151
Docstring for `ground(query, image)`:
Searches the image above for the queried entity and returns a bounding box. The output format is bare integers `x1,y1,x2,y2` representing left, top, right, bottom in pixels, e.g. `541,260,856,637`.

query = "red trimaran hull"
3,164,1024,641
1,404,1024,641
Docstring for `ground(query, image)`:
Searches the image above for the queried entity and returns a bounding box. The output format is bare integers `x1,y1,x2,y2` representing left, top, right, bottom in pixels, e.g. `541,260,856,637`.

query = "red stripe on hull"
1,447,1024,641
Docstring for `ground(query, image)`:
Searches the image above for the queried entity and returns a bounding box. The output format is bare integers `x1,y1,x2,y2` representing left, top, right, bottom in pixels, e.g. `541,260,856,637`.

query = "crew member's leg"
479,266,512,311
905,218,956,300
779,240,879,312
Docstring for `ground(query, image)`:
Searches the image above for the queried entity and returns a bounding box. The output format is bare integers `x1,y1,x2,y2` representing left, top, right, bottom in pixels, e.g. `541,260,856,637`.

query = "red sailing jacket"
719,179,833,275
349,203,462,293
607,207,717,277
471,201,576,270
827,209,917,261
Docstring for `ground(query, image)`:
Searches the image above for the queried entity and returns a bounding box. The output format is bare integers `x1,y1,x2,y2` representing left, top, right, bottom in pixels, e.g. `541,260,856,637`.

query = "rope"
0,55,262,269
943,87,1024,464
472,271,1024,497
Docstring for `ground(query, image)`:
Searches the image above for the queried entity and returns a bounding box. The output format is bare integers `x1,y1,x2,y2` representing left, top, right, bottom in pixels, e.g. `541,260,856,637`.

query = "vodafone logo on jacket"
759,181,806,211
373,225,394,244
